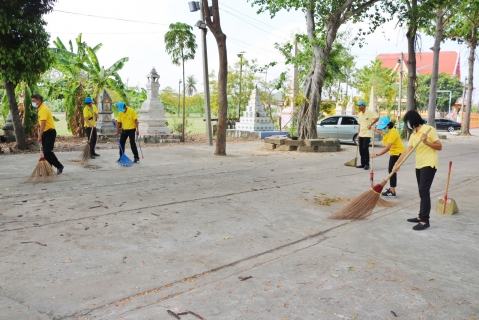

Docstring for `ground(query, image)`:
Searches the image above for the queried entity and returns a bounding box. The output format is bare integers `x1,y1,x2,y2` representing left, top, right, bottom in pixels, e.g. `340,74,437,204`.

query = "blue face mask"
31,102,38,108
383,128,389,133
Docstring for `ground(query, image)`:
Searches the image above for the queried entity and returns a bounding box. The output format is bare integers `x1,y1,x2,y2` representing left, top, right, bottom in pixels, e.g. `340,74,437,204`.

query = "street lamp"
237,51,246,119
178,79,182,117
188,1,213,146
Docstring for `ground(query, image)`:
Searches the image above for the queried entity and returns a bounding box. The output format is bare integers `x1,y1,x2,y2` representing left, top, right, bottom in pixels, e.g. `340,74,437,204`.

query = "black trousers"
415,166,437,223
84,127,97,154
358,137,371,166
119,129,139,160
388,154,401,188
42,129,63,169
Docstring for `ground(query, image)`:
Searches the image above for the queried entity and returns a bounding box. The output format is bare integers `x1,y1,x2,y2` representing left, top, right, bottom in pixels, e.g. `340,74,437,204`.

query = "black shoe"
57,166,64,175
356,165,365,168
407,217,421,223
116,158,121,163
364,165,370,170
90,155,96,159
134,158,140,163
413,222,430,230
382,188,396,197
92,153,100,157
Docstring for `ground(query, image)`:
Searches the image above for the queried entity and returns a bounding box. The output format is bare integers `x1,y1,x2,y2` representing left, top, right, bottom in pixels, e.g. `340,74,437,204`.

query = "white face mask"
31,102,38,108
407,121,413,130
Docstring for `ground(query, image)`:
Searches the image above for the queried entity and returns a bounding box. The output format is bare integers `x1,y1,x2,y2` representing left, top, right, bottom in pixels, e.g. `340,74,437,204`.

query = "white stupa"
234,86,274,131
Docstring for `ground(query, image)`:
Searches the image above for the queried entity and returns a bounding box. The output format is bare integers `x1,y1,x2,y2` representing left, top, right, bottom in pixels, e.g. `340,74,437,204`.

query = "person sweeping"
370,117,405,197
83,97,99,159
392,110,442,231
356,100,379,170
115,102,140,164
32,94,64,175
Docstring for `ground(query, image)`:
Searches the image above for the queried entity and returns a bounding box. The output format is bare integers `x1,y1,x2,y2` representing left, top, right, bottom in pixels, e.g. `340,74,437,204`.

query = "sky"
43,0,478,103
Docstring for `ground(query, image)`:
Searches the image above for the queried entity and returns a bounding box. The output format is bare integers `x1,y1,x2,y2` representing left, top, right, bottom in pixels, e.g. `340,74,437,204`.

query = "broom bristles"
330,180,393,220
26,159,56,183
81,142,91,164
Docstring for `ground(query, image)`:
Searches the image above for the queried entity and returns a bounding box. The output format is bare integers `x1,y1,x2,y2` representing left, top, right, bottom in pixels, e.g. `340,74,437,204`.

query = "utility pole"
397,53,404,129
199,5,213,145
237,52,245,119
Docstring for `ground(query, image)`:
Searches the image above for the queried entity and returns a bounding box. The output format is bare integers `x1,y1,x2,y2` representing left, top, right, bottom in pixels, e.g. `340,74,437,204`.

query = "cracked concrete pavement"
1,131,478,320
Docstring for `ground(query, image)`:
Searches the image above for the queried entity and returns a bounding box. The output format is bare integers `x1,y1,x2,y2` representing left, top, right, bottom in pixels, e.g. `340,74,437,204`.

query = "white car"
317,115,381,144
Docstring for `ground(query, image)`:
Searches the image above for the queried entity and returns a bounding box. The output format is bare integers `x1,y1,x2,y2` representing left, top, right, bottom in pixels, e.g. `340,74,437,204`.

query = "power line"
53,10,169,26
219,8,290,42
219,1,281,31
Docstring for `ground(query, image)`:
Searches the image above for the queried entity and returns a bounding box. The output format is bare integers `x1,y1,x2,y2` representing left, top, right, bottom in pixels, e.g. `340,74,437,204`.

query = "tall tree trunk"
461,25,477,136
427,10,444,126
4,80,27,150
203,0,228,155
406,26,418,113
298,10,341,139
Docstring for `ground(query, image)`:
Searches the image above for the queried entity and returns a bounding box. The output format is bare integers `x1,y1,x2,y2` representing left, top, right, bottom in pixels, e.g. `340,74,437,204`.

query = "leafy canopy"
164,22,197,66
0,0,56,85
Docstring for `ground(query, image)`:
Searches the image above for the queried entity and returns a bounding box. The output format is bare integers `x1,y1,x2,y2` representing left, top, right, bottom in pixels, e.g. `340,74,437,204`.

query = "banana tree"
49,34,89,136
82,46,129,103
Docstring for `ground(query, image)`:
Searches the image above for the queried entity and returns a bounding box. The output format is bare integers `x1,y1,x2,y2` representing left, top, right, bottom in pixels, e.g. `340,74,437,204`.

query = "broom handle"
383,127,432,182
38,128,44,156
442,161,452,214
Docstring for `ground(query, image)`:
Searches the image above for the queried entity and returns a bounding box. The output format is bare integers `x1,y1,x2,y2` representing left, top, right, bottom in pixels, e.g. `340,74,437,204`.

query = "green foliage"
0,1,56,86
416,73,463,111
164,23,197,67
320,101,336,118
47,34,128,136
125,88,147,110
1,89,8,123
227,58,259,117
354,59,398,109
168,116,193,134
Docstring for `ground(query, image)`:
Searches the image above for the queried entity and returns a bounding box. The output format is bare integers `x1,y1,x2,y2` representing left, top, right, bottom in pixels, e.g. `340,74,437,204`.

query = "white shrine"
138,68,171,136
235,86,274,132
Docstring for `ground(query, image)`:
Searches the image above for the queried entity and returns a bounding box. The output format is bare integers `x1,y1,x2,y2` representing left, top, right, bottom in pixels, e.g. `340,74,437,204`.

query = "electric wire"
53,10,169,26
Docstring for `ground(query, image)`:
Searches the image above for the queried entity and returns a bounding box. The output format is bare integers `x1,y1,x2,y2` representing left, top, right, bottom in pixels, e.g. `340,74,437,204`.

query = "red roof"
376,51,460,78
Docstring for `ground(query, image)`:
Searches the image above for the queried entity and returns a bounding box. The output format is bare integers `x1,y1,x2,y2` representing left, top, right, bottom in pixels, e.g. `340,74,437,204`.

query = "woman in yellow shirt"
371,117,405,197
393,111,442,231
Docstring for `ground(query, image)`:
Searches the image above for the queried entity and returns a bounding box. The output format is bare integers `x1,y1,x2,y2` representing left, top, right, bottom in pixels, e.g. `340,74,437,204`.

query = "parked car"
434,118,461,132
316,115,380,144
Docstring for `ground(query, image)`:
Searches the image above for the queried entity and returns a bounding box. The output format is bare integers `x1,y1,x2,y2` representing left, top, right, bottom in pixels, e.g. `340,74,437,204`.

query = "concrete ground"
1,130,478,320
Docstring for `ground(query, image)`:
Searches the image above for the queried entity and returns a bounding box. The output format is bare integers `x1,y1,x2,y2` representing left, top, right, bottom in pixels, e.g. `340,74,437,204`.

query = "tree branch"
342,0,380,22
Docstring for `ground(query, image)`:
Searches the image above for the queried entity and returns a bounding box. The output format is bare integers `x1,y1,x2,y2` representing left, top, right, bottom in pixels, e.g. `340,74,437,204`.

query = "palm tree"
164,22,197,142
186,75,197,97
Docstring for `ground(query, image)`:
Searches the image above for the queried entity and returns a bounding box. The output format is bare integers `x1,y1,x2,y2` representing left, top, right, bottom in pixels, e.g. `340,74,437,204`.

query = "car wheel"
447,126,455,132
353,134,358,145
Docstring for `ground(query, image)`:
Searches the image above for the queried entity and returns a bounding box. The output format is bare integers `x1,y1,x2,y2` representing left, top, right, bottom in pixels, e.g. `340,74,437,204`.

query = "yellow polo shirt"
118,107,138,130
83,105,98,127
37,103,55,131
358,110,378,138
408,125,440,169
382,128,405,156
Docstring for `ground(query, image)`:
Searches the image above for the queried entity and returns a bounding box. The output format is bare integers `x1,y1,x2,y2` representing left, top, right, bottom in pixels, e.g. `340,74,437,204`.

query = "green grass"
166,115,209,134
53,113,72,136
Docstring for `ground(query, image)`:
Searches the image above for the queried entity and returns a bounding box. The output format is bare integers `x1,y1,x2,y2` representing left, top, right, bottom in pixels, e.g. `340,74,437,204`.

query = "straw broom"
330,128,431,220
26,132,56,183
81,127,94,165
